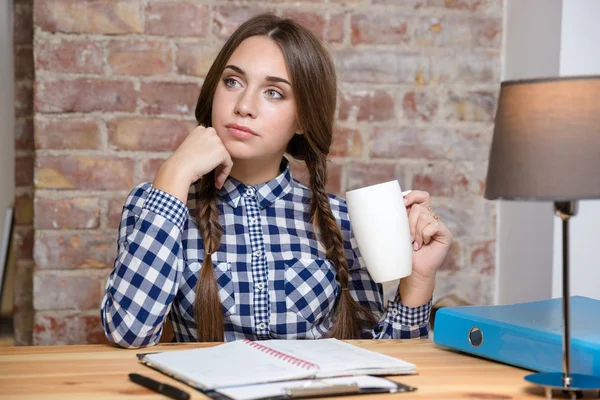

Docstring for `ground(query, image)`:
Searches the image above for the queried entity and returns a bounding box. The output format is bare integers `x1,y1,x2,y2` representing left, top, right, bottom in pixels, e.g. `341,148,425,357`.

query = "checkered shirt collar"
217,159,294,209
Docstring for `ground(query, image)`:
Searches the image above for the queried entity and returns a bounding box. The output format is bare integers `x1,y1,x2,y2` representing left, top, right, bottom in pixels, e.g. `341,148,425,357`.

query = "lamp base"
525,372,600,399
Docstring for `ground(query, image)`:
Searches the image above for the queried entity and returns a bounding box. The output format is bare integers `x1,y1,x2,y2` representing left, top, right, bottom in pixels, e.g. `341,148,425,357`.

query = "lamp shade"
485,76,600,201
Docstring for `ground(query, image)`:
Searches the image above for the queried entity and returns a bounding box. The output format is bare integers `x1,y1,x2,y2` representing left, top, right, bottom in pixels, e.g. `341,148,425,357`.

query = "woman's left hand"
400,190,453,306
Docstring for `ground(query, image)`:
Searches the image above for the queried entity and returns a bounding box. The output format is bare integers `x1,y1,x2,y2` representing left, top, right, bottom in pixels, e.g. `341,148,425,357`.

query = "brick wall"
21,0,501,345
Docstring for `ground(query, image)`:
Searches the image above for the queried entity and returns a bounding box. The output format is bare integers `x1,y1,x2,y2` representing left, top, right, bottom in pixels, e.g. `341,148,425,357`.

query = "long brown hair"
193,13,376,342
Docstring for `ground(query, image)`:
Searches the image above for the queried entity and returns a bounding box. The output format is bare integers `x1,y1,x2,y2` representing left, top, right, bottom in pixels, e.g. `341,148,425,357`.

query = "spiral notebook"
138,338,416,391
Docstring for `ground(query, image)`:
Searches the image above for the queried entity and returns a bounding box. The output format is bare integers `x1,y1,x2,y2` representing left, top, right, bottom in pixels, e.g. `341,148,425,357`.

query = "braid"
194,172,225,342
305,153,377,339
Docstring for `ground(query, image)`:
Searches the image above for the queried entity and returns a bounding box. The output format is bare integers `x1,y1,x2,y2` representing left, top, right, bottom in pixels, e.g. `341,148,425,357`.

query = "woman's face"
211,36,301,163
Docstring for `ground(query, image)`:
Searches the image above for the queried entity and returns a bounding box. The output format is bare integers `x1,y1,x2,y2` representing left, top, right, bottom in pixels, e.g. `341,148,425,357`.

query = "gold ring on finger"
428,207,440,221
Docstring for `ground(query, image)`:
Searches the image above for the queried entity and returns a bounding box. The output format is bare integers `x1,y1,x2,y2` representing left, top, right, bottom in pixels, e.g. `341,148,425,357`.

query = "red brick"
439,241,463,271
15,81,34,118
13,226,34,261
371,126,493,161
34,313,109,345
145,1,209,37
371,0,424,5
34,232,114,270
346,162,399,191
283,11,345,43
36,39,103,74
35,156,134,190
416,16,502,48
36,80,137,113
14,193,33,226
107,39,172,76
330,0,366,3
331,127,362,157
372,0,500,11
33,274,102,310
108,196,128,229
335,50,430,84
370,126,448,160
15,118,34,151
15,155,34,187
443,90,497,122
35,199,101,230
140,158,167,183
470,240,495,275
35,117,102,150
402,91,439,121
14,4,33,45
287,160,342,195
431,53,499,84
108,118,194,151
474,17,502,48
213,6,275,39
427,0,501,13
262,0,321,2
15,46,34,80
351,12,410,45
411,162,485,198
326,162,343,195
428,195,494,238
338,90,395,122
450,129,493,161
176,42,220,77
140,82,200,115
35,0,142,34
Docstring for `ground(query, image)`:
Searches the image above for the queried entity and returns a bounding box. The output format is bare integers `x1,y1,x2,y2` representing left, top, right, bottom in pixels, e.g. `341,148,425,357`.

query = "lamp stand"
524,201,600,399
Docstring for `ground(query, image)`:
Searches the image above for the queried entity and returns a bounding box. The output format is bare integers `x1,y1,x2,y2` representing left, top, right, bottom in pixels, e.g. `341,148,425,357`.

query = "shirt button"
245,188,255,196
254,250,262,258
249,217,258,225
257,322,267,330
391,308,399,316
256,282,265,291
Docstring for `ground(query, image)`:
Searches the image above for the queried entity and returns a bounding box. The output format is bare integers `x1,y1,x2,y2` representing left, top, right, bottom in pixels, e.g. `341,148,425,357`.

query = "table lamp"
484,75,600,397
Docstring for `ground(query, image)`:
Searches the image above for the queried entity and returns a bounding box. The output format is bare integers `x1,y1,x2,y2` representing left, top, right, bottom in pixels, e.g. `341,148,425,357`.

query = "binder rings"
433,296,600,375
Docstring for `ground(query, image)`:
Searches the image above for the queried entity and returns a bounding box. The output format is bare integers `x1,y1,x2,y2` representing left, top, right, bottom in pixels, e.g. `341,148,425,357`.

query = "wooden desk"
0,340,549,399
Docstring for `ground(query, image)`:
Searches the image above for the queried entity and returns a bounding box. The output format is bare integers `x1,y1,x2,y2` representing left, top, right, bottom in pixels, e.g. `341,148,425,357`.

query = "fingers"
408,204,439,251
215,151,233,189
408,204,425,245
199,127,232,190
403,190,431,209
420,219,440,246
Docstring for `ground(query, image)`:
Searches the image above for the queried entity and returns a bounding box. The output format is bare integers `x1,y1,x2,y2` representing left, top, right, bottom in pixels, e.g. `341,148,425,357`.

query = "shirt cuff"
385,298,432,327
143,187,189,228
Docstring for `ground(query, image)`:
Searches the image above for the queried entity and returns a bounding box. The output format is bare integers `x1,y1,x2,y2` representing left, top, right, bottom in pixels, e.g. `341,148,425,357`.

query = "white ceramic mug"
345,180,412,283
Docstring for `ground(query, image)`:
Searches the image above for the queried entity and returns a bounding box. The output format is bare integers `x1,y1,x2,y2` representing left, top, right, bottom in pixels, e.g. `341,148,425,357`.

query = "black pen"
129,373,191,400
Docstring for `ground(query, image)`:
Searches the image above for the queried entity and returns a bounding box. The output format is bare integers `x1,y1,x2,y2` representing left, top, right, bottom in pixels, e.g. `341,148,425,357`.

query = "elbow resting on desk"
100,294,163,349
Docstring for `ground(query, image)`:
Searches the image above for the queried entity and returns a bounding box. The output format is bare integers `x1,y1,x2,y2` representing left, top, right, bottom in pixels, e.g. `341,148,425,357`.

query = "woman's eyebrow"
224,64,291,86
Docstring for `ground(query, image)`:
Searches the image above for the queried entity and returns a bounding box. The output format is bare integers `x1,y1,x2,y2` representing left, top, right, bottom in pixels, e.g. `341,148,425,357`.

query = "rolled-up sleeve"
100,183,189,348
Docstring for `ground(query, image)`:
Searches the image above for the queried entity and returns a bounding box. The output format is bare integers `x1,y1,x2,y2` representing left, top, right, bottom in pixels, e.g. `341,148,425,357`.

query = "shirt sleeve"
340,202,431,339
100,183,189,348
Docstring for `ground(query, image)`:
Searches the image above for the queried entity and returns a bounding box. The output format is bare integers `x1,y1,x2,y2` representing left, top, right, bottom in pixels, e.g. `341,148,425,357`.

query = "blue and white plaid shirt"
101,162,431,348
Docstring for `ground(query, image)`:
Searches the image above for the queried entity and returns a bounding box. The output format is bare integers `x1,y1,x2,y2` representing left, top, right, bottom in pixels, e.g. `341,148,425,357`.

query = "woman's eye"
266,89,283,99
224,78,239,88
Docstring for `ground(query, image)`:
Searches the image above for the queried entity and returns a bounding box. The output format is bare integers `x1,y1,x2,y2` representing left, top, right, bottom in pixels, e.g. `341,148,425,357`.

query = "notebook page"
142,341,316,390
263,339,415,376
217,375,400,400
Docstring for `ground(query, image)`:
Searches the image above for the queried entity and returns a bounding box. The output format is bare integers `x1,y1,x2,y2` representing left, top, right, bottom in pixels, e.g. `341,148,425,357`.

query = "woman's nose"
234,89,257,118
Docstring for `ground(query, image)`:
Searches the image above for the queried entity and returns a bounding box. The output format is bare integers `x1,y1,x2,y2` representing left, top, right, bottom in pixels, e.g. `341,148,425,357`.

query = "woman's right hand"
152,126,233,203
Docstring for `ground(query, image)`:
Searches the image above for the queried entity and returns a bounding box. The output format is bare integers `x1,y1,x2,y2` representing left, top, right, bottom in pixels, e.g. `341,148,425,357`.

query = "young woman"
101,13,452,348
